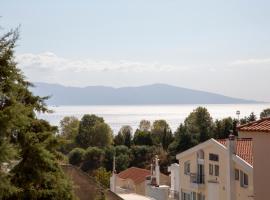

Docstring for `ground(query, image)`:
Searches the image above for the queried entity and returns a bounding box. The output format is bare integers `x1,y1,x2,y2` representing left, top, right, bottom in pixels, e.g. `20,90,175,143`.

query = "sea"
37,104,270,134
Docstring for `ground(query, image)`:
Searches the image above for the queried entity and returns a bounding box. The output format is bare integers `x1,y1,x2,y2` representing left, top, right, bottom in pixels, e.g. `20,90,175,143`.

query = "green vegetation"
57,105,267,187
0,29,75,199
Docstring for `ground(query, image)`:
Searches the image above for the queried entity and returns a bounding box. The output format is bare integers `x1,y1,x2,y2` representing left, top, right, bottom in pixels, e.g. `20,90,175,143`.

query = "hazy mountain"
31,82,259,105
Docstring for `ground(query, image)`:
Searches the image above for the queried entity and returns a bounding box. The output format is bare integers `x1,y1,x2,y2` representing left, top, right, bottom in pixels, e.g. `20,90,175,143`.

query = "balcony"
190,173,205,187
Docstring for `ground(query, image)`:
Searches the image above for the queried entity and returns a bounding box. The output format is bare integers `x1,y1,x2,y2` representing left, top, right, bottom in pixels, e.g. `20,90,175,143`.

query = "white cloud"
230,58,270,66
16,52,188,73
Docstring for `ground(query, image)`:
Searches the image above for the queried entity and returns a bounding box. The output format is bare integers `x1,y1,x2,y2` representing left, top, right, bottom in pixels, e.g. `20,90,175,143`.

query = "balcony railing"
190,173,205,184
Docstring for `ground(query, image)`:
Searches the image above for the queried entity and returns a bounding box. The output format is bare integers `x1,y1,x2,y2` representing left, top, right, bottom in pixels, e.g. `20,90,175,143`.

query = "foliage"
133,129,153,145
184,107,214,142
81,147,104,172
60,116,80,140
69,148,86,166
130,145,155,169
260,108,270,119
213,117,234,139
151,120,173,150
114,125,133,147
76,114,113,148
93,167,111,188
139,119,151,132
0,29,75,199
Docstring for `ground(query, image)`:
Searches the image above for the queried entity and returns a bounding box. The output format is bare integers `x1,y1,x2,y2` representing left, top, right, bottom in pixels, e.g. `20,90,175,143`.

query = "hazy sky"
1,0,270,101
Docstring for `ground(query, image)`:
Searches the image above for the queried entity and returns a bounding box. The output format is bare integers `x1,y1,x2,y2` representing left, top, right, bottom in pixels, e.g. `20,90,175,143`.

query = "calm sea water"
37,104,270,134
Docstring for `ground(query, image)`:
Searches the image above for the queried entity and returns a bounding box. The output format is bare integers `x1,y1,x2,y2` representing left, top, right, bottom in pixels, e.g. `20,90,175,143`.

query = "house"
237,117,270,200
110,157,170,200
175,135,253,200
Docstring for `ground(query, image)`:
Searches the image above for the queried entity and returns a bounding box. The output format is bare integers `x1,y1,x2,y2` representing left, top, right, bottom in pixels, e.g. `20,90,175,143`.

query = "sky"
1,0,270,102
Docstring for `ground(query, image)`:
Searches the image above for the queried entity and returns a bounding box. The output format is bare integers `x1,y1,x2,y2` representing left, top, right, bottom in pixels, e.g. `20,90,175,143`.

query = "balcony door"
208,182,219,200
197,164,204,183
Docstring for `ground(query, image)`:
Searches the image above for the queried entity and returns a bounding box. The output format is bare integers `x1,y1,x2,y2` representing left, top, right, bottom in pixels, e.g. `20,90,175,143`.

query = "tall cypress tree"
0,29,75,199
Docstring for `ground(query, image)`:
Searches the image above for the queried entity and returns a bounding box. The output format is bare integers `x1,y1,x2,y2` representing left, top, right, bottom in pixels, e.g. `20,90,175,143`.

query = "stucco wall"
177,140,253,200
239,131,269,200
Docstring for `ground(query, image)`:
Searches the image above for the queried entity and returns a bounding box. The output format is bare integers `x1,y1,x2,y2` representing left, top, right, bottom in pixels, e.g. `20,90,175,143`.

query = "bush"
81,147,104,172
68,148,86,166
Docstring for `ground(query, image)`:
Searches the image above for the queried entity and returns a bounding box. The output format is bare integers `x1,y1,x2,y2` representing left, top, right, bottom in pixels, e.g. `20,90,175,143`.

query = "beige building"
175,136,253,200
237,117,270,200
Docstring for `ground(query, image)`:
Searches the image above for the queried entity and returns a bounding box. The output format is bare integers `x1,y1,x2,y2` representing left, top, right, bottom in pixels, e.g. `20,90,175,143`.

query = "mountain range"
31,82,259,105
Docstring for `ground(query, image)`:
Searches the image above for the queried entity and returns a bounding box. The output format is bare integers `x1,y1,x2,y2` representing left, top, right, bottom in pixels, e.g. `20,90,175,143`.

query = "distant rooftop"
117,167,151,184
237,117,270,133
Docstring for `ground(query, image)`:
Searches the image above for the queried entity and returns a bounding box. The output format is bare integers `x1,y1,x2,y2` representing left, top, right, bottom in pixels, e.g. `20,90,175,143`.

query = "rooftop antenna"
236,110,240,121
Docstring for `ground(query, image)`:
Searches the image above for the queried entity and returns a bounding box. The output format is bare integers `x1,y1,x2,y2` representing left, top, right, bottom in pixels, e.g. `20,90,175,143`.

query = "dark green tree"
260,108,270,119
81,147,104,172
68,147,86,166
114,125,133,147
213,117,234,139
76,114,113,148
151,120,173,150
184,107,214,142
0,29,75,199
133,129,153,146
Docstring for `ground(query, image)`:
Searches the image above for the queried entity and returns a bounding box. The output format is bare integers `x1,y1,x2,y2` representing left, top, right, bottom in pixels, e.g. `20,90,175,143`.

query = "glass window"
209,164,213,175
184,161,190,175
209,153,219,161
240,170,249,187
214,165,219,176
235,169,239,180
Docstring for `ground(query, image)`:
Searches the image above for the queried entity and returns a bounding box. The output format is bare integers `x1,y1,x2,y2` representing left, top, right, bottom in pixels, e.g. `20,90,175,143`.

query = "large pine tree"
0,29,75,199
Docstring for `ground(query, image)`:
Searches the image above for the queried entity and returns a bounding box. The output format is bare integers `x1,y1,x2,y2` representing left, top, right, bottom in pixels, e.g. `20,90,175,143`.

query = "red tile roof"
217,138,253,166
237,117,270,133
117,167,151,184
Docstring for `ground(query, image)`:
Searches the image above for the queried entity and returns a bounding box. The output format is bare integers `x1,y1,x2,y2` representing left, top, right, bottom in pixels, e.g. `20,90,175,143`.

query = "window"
209,164,213,175
182,192,191,200
209,153,219,161
214,165,219,176
240,170,249,187
191,192,197,200
184,161,190,175
235,169,239,180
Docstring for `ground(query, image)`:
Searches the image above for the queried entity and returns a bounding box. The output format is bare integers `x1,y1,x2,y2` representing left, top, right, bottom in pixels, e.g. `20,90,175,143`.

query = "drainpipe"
226,134,236,200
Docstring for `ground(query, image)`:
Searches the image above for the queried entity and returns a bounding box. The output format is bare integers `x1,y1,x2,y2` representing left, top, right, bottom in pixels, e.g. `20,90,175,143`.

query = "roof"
217,138,253,166
237,117,270,133
117,167,151,184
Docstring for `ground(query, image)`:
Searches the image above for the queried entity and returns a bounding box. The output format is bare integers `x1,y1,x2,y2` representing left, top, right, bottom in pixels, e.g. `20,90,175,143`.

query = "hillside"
31,82,258,105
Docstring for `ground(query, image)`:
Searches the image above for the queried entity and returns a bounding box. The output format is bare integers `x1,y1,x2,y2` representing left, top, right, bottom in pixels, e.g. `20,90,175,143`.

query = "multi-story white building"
175,135,253,200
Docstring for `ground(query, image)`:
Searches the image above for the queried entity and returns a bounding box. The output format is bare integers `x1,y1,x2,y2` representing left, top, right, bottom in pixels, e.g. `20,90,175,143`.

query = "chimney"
226,133,236,200
155,155,160,186
228,133,236,155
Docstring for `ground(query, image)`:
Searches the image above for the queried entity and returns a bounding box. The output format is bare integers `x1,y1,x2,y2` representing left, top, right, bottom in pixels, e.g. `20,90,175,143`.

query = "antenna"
236,110,240,121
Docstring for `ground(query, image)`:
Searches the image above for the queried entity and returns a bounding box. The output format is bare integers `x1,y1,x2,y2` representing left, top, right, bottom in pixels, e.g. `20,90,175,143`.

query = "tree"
114,125,133,147
247,112,257,122
115,145,131,171
139,120,151,132
93,167,111,188
68,148,86,166
151,120,173,150
81,147,104,172
184,107,214,142
260,108,270,119
130,145,155,169
60,116,79,140
76,114,113,148
213,117,234,139
0,29,75,199
58,116,80,154
133,129,153,146
168,124,197,162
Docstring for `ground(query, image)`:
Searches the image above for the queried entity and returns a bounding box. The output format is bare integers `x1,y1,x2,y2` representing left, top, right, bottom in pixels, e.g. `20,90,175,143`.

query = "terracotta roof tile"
237,117,270,133
217,138,253,166
117,167,151,184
